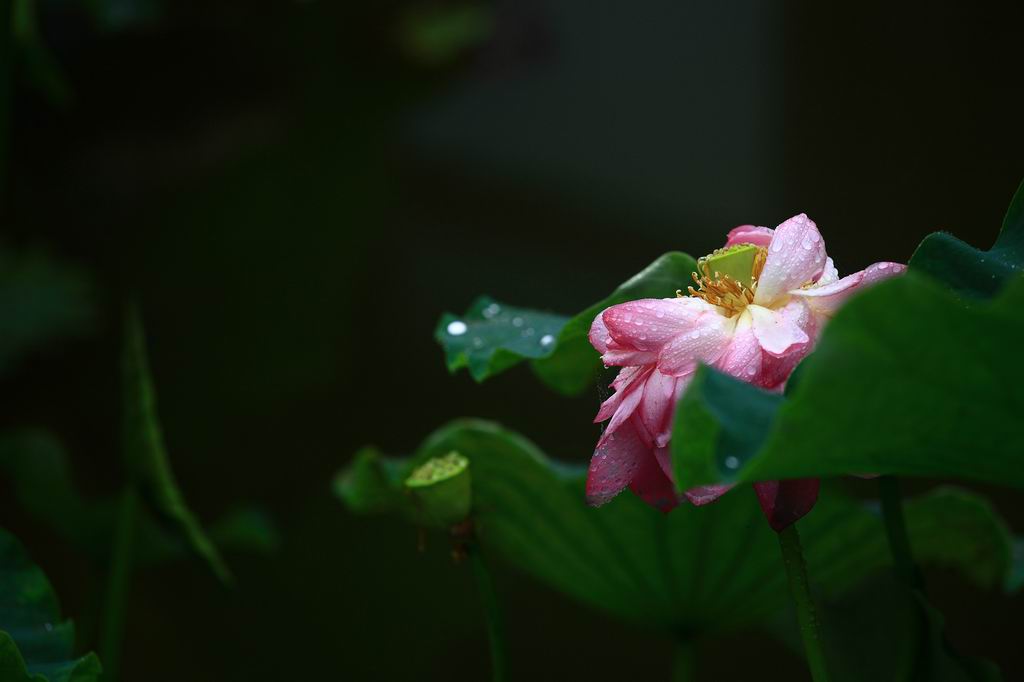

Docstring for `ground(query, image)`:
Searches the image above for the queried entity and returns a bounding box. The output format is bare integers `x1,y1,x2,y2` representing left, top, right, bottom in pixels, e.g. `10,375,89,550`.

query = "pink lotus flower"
586,214,905,530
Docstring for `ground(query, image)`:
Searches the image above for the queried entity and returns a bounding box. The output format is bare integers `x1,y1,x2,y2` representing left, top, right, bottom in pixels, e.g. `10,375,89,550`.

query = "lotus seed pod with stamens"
405,452,472,529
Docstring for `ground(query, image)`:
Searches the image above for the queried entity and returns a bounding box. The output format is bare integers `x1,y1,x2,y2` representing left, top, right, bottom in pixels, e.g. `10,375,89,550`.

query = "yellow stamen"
687,246,767,316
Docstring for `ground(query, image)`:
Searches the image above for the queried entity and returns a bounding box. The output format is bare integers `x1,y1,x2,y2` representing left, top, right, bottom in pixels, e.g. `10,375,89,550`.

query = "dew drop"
801,238,814,250
447,320,468,336
482,303,502,319
540,334,555,347
771,241,783,253
690,329,701,339
724,456,740,469
472,337,484,348
511,316,524,327
877,262,889,270
655,311,665,319
522,327,535,337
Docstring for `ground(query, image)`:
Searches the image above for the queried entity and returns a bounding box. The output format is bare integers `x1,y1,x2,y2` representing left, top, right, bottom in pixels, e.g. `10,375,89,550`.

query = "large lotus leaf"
909,179,1024,298
336,420,1015,633
671,272,1024,491
0,528,101,682
436,252,698,395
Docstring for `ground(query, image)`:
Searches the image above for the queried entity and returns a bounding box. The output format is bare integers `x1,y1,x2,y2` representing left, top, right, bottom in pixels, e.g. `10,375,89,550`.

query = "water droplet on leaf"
447,320,468,336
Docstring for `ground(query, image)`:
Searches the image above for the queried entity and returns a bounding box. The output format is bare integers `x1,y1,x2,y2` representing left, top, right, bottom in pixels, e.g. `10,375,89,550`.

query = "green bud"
405,452,472,529
699,243,760,288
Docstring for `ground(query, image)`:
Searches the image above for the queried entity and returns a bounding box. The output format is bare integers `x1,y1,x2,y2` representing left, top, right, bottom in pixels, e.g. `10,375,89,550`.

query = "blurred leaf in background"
397,3,494,67
0,249,94,375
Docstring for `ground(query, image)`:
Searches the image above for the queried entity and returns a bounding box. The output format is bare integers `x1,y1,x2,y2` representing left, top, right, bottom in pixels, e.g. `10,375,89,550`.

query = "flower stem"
99,485,139,682
778,524,831,682
878,475,923,590
466,541,508,682
671,638,696,681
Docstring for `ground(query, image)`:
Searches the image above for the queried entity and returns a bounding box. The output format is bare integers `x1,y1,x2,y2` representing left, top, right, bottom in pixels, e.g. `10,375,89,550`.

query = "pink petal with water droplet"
754,214,827,306
639,370,680,449
594,366,647,423
629,447,680,513
589,312,611,354
586,420,647,506
602,297,714,352
715,312,762,381
684,484,734,505
748,301,811,357
791,261,906,318
657,313,735,376
725,225,774,248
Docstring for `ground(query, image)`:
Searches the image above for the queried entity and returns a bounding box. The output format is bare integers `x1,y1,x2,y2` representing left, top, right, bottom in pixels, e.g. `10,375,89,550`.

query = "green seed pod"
405,452,472,529
699,243,761,288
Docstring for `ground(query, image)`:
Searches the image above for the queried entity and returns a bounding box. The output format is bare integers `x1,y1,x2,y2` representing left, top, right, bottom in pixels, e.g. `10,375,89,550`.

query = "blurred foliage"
397,3,493,66
770,574,1001,682
0,429,280,566
12,0,72,107
0,527,101,682
337,420,1017,635
0,249,93,375
121,306,232,583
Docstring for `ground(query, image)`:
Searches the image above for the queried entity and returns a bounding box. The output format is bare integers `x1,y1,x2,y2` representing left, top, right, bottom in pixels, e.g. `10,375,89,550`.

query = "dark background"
2,1,1023,680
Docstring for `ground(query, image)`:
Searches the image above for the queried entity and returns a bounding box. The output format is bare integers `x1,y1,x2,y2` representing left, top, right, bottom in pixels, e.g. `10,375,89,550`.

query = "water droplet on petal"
447,320,468,336
801,238,814,250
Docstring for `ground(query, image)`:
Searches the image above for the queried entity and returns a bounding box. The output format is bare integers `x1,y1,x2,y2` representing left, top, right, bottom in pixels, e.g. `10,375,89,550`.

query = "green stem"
671,638,696,682
99,485,139,682
466,541,508,682
778,524,831,682
878,475,923,590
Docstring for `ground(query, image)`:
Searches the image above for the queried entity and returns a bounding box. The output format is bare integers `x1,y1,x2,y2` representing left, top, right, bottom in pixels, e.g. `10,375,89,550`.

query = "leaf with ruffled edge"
910,179,1024,298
